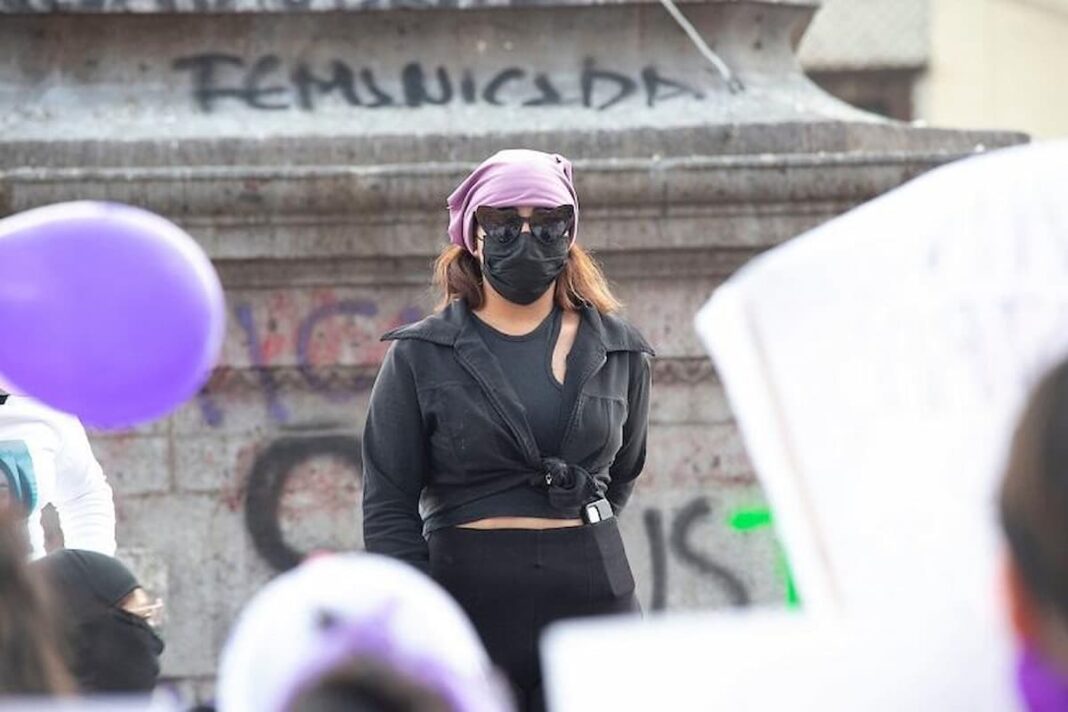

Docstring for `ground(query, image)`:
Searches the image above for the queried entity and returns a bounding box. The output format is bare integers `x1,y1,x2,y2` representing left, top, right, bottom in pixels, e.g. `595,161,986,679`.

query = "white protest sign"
543,605,1013,711
695,140,1068,619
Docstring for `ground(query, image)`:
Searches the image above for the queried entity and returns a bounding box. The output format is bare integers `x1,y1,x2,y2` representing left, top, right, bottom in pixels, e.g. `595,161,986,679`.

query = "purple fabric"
447,149,579,253
1018,643,1068,711
280,602,505,712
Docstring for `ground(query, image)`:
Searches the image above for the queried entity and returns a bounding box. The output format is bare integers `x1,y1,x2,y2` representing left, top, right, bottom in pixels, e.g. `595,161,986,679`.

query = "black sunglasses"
474,205,575,246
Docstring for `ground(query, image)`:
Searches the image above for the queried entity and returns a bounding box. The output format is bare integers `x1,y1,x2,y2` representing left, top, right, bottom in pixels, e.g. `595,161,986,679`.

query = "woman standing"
362,149,653,711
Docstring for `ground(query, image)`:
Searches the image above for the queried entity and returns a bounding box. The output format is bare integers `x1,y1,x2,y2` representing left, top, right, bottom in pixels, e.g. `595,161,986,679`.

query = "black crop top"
471,306,567,456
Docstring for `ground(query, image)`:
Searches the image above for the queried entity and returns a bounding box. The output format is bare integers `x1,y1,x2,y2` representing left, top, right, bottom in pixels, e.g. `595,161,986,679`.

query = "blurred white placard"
0,695,176,711
543,606,1015,712
695,140,1068,619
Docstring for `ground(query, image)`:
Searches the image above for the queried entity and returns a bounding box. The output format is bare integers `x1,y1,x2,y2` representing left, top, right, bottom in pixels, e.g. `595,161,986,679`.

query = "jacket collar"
382,299,652,466
452,308,541,463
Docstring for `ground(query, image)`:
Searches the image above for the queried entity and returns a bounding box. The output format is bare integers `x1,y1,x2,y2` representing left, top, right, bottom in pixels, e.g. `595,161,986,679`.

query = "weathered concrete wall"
0,2,877,160
90,281,783,693
918,0,1068,139
0,0,1026,699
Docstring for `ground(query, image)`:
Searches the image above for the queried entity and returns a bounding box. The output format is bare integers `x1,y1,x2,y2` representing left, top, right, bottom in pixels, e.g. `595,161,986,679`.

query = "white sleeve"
52,417,116,555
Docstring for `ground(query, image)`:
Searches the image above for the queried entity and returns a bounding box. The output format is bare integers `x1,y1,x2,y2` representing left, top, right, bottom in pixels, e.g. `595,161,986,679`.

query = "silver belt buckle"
584,502,603,523
583,498,611,524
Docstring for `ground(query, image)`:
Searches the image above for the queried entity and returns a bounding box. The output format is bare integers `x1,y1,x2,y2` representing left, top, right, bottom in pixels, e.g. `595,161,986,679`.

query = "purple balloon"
0,202,225,428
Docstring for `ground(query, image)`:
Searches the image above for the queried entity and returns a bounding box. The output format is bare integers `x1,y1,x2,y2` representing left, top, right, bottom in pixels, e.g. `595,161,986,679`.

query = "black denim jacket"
361,299,654,572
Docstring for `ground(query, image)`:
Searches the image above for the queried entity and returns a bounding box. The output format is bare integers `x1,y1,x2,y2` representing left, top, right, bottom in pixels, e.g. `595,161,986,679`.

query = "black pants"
428,518,640,712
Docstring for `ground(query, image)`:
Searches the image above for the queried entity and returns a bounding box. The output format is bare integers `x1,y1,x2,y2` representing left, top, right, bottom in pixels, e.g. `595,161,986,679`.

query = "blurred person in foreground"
0,507,75,695
0,389,116,558
216,553,512,712
34,549,165,694
1001,356,1068,711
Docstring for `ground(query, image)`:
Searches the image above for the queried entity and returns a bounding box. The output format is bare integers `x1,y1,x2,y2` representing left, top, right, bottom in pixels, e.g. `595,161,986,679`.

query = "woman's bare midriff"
457,516,583,530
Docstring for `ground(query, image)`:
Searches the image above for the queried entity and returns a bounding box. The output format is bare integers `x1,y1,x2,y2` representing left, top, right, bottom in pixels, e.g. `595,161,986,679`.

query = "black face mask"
481,231,570,305
75,609,164,693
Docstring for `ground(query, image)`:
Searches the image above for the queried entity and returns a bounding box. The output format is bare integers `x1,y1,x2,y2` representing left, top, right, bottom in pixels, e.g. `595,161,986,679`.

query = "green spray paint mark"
728,506,801,608
729,508,772,531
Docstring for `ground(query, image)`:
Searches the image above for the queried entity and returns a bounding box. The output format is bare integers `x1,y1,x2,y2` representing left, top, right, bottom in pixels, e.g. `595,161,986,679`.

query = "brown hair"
0,509,75,695
432,243,622,313
1000,358,1068,621
286,657,455,712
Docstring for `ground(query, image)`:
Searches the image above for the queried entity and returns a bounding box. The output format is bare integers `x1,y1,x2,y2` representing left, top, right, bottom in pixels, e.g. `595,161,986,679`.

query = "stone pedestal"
0,0,1025,695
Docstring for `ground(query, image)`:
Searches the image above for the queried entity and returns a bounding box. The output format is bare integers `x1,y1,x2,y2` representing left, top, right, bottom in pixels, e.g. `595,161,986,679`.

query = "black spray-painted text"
172,53,705,112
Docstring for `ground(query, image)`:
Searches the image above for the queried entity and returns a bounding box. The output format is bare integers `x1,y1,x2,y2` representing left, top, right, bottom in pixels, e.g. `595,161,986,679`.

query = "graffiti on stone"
241,440,756,614
172,53,705,112
644,496,751,609
197,297,422,427
244,434,362,571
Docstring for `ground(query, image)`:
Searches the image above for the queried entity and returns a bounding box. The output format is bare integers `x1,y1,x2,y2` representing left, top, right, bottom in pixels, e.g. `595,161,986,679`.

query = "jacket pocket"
566,393,627,469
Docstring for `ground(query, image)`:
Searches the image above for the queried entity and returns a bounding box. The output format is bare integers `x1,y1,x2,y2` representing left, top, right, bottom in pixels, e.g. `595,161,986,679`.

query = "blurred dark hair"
1001,358,1068,620
0,509,74,694
35,549,162,693
286,657,454,712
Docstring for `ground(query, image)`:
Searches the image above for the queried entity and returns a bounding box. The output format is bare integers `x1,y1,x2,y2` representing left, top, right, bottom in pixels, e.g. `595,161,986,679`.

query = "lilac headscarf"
447,149,580,254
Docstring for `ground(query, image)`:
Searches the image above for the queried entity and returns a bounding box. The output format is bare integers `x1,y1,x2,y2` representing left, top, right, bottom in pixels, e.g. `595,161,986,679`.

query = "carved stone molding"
653,357,719,386
198,357,718,395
